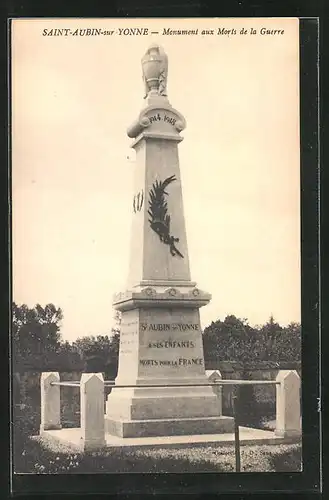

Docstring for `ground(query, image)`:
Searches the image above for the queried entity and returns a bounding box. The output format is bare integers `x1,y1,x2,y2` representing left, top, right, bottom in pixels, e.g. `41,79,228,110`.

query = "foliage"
235,371,262,428
14,433,302,474
72,332,119,378
12,303,121,374
54,342,84,371
267,443,302,472
60,386,80,428
13,395,40,435
71,310,121,376
12,303,63,370
202,314,300,427
203,314,301,365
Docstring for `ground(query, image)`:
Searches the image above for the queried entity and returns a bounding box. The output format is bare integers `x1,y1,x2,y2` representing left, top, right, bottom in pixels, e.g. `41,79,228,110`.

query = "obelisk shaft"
127,117,192,288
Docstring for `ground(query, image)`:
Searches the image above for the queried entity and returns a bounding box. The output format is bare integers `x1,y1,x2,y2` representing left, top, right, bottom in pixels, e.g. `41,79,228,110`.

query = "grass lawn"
13,403,302,474
14,432,302,474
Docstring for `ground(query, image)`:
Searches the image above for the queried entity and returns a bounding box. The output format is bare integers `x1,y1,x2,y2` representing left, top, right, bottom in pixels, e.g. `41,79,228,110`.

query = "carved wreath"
147,175,183,258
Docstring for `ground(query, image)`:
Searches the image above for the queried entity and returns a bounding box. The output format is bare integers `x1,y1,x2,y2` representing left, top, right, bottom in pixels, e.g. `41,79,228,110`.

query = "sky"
12,18,301,341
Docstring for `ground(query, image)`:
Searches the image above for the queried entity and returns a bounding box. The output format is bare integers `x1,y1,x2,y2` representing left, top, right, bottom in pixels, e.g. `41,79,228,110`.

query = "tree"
257,315,283,361
55,341,84,371
202,315,258,364
12,302,63,370
203,314,301,366
273,321,301,363
236,375,261,428
72,311,121,376
73,333,119,377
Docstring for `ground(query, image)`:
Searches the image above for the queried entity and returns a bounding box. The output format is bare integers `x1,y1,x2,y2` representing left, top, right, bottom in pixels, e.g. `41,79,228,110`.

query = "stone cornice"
113,286,211,312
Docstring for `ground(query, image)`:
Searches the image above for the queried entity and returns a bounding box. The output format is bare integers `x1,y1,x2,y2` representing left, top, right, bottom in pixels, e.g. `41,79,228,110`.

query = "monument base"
109,286,226,439
105,415,234,438
105,384,233,438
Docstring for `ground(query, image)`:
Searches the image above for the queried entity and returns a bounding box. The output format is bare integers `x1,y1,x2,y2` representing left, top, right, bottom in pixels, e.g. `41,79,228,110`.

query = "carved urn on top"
142,43,168,98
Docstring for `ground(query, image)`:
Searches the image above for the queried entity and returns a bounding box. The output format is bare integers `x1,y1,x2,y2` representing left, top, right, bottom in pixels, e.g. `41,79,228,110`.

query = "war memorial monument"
104,44,234,438
38,44,301,452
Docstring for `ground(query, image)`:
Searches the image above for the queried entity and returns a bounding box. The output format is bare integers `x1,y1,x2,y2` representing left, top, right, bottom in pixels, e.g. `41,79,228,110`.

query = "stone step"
105,415,234,438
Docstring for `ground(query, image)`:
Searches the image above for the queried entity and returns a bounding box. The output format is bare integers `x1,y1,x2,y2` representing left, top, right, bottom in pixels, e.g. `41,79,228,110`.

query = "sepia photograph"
11,17,305,478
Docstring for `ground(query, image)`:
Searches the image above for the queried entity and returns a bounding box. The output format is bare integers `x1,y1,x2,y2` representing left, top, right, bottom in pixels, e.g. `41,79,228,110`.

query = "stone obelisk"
105,44,233,437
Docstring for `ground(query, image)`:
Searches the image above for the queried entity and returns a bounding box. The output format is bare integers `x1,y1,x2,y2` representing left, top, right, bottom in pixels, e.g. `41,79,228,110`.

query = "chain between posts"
50,380,280,388
51,380,280,387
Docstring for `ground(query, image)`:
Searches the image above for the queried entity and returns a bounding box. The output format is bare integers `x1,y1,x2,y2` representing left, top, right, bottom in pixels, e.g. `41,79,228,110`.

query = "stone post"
40,372,61,432
275,370,301,438
206,370,223,415
80,373,106,451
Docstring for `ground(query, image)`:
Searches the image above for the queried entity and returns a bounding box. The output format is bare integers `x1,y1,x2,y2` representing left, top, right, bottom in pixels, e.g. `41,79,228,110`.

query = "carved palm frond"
148,175,176,225
147,174,183,258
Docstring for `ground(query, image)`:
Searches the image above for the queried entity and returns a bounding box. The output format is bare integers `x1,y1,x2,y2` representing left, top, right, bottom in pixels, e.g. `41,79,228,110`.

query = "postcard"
10,16,321,495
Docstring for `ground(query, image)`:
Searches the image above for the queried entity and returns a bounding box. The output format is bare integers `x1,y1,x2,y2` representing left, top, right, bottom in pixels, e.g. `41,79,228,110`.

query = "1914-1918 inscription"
148,113,176,126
